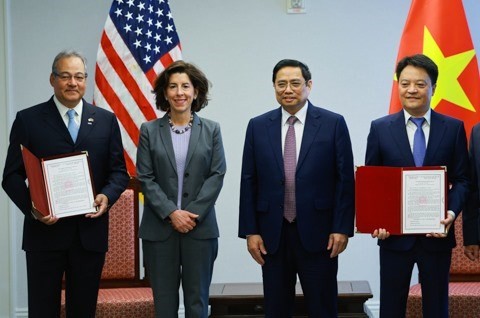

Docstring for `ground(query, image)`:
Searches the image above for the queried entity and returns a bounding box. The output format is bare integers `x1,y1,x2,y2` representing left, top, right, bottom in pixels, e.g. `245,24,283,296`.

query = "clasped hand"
169,209,199,233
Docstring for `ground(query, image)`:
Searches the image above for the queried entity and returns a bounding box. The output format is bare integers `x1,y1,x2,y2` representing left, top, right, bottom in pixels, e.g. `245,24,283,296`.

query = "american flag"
94,0,182,176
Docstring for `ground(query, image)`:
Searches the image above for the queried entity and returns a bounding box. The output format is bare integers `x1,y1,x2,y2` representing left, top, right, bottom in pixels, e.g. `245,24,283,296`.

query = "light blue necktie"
411,117,426,167
67,109,79,142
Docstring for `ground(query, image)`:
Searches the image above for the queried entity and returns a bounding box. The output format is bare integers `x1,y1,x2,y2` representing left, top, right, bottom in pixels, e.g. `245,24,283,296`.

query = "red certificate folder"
355,166,447,235
21,145,97,218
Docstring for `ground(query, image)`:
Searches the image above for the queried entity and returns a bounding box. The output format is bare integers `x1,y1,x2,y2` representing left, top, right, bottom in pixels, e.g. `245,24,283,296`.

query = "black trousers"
262,219,338,318
25,231,105,318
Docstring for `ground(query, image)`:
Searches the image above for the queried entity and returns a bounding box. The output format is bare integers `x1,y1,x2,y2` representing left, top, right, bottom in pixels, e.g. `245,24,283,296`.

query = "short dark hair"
395,54,438,85
153,60,210,112
272,59,312,83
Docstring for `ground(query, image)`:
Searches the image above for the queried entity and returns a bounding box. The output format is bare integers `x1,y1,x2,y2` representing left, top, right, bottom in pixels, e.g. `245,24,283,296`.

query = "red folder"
21,145,50,216
21,145,96,218
355,166,447,235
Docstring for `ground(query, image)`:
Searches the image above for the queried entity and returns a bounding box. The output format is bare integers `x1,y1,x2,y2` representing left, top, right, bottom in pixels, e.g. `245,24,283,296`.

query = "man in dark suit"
2,50,129,318
239,59,355,317
366,54,469,318
463,123,480,260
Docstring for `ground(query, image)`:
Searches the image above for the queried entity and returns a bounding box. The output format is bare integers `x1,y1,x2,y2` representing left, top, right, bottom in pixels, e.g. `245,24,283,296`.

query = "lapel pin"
88,118,94,125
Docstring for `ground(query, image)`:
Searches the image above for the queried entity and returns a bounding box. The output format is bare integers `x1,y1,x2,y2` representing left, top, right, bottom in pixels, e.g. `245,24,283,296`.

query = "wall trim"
0,0,12,317
365,300,379,318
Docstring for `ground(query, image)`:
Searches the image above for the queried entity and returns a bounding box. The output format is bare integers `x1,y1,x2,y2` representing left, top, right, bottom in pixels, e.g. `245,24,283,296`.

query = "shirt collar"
403,108,431,126
282,101,308,125
53,95,83,119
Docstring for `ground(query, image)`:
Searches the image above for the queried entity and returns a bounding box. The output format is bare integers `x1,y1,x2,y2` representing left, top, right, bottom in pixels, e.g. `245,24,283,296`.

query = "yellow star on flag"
423,26,476,112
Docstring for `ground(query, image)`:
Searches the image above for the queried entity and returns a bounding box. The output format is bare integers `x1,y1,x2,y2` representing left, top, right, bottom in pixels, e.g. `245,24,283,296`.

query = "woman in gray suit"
136,61,226,318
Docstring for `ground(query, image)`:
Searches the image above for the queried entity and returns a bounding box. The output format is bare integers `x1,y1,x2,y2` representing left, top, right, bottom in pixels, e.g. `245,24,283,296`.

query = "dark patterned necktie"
284,116,298,222
411,117,426,167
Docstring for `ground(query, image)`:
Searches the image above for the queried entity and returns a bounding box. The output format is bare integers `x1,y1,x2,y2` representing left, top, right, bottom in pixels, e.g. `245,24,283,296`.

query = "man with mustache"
2,50,129,318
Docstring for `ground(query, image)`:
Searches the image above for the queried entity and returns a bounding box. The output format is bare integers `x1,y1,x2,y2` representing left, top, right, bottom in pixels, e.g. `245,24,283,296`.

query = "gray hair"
51,50,88,74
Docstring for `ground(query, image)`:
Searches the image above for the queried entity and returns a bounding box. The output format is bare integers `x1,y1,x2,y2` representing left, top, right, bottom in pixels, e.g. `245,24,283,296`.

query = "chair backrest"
450,213,480,281
100,179,148,288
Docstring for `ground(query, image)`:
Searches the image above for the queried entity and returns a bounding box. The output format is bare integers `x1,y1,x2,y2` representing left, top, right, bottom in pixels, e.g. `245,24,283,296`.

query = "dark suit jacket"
239,102,355,254
365,109,469,251
2,97,129,252
464,123,480,245
137,113,226,241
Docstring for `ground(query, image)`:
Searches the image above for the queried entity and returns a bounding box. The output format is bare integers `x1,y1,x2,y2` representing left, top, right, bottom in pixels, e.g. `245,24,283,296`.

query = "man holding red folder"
365,54,469,318
2,50,129,318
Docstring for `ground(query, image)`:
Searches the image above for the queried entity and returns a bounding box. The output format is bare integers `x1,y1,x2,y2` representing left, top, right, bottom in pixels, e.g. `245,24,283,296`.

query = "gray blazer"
137,113,226,241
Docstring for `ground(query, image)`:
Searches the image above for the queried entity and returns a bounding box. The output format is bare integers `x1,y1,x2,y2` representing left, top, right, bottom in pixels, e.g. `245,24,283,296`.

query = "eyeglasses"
53,72,88,83
274,80,306,92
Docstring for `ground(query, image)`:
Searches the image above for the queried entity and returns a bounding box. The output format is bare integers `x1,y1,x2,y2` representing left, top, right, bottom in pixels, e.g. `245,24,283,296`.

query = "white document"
42,153,96,218
402,169,446,234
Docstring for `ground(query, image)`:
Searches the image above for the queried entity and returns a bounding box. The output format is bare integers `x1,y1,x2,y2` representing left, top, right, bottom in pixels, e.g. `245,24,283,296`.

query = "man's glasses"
274,80,306,92
53,72,88,83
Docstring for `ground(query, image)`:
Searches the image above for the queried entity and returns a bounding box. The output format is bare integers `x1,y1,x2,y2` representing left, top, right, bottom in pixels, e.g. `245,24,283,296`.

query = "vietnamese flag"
389,0,480,140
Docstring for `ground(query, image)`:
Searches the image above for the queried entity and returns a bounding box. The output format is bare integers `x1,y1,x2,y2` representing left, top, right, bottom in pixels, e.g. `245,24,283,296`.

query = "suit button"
183,193,188,198
281,179,285,185
280,204,283,209
184,172,189,178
